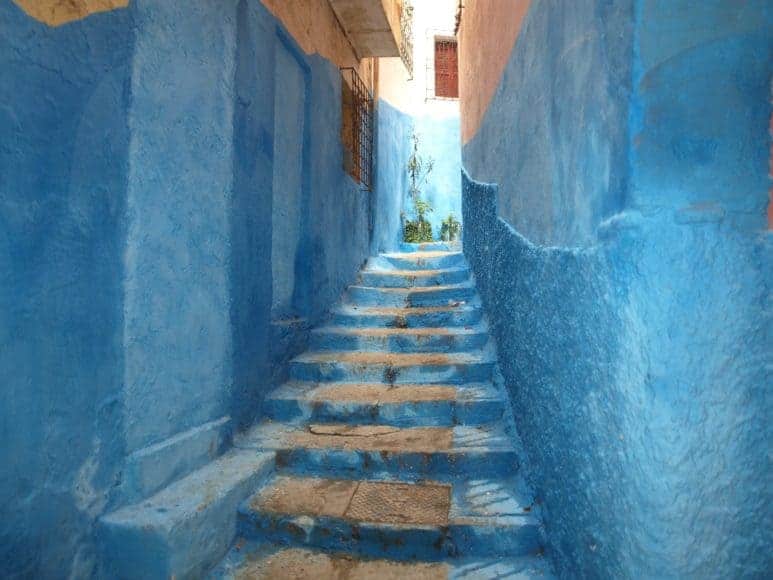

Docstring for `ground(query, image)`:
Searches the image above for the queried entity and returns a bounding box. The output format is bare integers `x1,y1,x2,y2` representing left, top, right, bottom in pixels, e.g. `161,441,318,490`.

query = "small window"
341,67,373,190
434,37,459,99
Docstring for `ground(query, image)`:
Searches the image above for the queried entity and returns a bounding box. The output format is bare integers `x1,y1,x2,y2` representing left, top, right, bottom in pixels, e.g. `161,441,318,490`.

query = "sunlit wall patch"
12,0,129,27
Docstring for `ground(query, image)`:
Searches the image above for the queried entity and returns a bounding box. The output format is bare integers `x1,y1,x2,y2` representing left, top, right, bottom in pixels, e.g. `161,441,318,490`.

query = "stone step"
375,250,466,271
235,422,518,479
309,324,489,353
399,241,459,252
235,475,541,561
347,281,477,307
360,266,469,288
288,350,495,384
212,545,555,579
100,449,274,580
263,381,505,426
330,303,484,328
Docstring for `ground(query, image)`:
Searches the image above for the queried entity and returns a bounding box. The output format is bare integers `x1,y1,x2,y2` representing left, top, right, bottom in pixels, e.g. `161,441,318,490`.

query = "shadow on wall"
0,0,372,576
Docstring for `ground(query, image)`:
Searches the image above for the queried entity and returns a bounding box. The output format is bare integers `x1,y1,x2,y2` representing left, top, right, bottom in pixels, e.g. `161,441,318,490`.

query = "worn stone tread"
214,546,555,580
227,547,448,579
350,280,474,294
267,381,501,404
254,476,451,526
382,251,463,260
312,325,485,337
335,303,478,314
292,350,491,366
362,267,467,277
236,422,515,453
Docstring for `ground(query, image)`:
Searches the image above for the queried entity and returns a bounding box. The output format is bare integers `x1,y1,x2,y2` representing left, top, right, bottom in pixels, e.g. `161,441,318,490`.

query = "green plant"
407,133,434,201
403,132,435,243
440,213,461,242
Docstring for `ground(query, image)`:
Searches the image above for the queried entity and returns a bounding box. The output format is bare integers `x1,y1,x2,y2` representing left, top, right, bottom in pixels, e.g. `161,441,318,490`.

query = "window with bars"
340,67,373,191
434,37,459,99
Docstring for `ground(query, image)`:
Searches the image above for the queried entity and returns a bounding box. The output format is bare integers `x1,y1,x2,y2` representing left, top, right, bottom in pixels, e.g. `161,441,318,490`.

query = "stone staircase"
101,244,554,579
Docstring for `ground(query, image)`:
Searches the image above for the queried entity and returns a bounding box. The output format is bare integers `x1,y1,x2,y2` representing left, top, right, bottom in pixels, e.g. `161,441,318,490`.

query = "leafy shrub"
440,213,461,242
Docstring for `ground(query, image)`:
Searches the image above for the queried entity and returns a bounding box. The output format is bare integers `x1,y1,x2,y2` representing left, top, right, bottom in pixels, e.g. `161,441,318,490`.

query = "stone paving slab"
254,476,451,526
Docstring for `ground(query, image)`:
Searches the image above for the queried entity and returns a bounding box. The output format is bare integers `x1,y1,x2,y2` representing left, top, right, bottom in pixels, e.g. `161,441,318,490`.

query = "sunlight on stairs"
210,243,554,579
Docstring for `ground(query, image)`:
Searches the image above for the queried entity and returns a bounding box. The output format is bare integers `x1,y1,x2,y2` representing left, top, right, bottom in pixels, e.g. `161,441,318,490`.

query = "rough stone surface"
256,477,451,526
233,548,448,580
461,1,771,576
288,424,454,452
463,0,633,246
346,481,451,526
313,383,457,403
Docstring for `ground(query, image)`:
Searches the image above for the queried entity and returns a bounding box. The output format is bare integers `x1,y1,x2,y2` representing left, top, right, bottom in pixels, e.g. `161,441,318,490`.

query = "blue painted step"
210,543,555,579
329,302,484,328
288,349,495,383
360,266,470,288
263,381,505,426
236,475,542,561
309,324,489,353
375,250,466,271
234,421,518,480
347,281,477,307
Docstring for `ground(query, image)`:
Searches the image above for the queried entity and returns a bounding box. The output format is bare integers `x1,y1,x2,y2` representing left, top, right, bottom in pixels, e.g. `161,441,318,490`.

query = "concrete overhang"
328,0,403,58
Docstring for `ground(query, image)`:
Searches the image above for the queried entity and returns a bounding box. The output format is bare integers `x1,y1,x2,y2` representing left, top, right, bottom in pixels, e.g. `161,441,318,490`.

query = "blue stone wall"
414,115,463,237
0,0,371,575
464,0,633,246
462,0,772,577
0,2,133,576
372,99,413,252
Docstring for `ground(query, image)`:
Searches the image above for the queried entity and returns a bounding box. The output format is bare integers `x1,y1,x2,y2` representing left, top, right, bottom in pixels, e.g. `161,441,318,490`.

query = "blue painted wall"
464,0,633,246
373,100,462,251
463,0,772,577
414,115,463,237
0,2,133,576
0,0,371,576
372,99,413,252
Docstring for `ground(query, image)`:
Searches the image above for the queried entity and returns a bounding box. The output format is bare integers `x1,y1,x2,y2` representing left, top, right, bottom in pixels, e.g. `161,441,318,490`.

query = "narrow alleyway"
104,243,553,578
2,1,770,578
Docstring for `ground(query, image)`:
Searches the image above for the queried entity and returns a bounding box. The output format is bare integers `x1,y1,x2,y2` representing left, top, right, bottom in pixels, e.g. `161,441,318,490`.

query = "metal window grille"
341,67,374,191
434,38,459,98
399,0,414,78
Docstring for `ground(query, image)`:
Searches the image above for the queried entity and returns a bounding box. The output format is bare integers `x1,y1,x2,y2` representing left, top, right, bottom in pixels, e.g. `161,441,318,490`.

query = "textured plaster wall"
12,0,129,26
463,0,633,246
462,0,772,577
0,2,133,576
1,0,372,576
372,99,414,252
260,0,374,91
458,0,530,143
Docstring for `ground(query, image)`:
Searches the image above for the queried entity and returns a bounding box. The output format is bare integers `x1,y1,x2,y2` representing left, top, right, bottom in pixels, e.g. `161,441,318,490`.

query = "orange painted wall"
261,0,374,88
458,0,531,143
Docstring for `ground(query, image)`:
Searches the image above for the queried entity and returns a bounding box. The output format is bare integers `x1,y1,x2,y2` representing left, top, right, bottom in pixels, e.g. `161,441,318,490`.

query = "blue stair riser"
379,253,465,271
309,330,489,353
348,285,476,308
289,360,495,384
399,242,456,252
273,448,518,479
263,398,504,427
330,307,483,329
360,268,469,288
236,512,542,561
